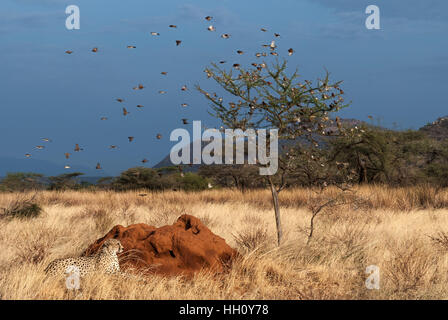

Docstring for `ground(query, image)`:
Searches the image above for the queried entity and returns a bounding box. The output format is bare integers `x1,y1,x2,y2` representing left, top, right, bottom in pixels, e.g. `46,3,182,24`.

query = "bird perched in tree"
123,108,129,116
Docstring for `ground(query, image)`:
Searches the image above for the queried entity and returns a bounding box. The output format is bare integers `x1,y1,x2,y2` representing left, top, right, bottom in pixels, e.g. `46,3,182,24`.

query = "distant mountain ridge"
420,116,448,140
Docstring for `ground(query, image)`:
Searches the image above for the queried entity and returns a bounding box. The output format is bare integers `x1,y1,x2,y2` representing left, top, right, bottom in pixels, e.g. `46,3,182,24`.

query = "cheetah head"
102,239,124,254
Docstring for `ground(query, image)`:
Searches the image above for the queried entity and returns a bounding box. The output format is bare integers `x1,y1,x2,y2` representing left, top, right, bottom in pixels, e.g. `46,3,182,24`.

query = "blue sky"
1,0,447,176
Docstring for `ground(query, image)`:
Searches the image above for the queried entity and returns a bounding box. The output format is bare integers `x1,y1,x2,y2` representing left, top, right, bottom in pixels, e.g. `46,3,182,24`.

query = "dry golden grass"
1,185,448,300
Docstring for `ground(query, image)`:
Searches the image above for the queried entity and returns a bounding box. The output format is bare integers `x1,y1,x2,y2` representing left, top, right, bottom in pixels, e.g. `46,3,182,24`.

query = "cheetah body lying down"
45,239,124,277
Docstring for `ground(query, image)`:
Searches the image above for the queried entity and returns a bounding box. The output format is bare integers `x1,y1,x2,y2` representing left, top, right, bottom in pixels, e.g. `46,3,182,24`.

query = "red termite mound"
84,214,238,276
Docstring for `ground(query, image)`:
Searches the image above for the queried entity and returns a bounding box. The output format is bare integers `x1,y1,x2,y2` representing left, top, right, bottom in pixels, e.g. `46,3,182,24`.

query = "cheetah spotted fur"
45,239,124,277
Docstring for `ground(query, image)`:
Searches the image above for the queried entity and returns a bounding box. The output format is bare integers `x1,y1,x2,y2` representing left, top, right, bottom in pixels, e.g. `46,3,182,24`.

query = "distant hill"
419,116,448,140
0,157,107,177
153,118,371,170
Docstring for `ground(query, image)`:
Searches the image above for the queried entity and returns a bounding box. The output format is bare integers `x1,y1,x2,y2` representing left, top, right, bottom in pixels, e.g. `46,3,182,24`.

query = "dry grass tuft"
1,185,448,299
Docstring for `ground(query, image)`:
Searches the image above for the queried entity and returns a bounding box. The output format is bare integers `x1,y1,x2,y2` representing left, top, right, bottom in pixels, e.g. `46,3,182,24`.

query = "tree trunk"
268,177,283,246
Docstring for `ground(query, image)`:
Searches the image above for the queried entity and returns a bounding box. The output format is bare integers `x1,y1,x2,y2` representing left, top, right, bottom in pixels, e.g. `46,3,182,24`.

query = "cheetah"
45,239,124,277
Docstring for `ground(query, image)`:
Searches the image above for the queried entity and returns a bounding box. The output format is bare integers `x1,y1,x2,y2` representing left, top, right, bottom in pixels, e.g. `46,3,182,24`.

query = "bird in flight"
64,165,71,169
65,50,73,54
35,146,45,150
233,63,240,69
181,103,188,107
100,117,108,121
127,45,136,49
261,28,267,32
128,136,134,142
181,85,188,91
25,153,31,158
156,134,162,140
96,163,102,170
237,50,244,55
288,48,294,56
65,153,71,159
207,25,216,32
182,119,188,125
141,158,149,164
123,108,130,116
150,32,160,36
41,138,51,142
205,16,212,21
176,40,182,46
74,144,83,152
109,145,118,150
221,34,230,39
161,71,168,75
219,60,226,64
136,104,144,108
133,84,145,90
169,24,177,28
116,98,124,103
159,90,167,94
274,33,281,37
92,47,98,53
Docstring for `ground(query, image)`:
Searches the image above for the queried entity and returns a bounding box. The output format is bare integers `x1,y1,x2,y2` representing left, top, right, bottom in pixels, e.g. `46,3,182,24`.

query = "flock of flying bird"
25,15,295,172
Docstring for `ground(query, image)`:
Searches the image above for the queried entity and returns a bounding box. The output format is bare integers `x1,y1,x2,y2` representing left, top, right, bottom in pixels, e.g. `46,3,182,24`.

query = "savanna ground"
1,185,448,300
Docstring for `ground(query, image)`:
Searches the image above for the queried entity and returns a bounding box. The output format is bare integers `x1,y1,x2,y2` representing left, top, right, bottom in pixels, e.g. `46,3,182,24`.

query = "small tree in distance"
197,59,349,246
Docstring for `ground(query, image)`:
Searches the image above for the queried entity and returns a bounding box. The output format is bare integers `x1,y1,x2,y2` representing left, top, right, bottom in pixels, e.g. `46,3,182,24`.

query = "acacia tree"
197,59,349,245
